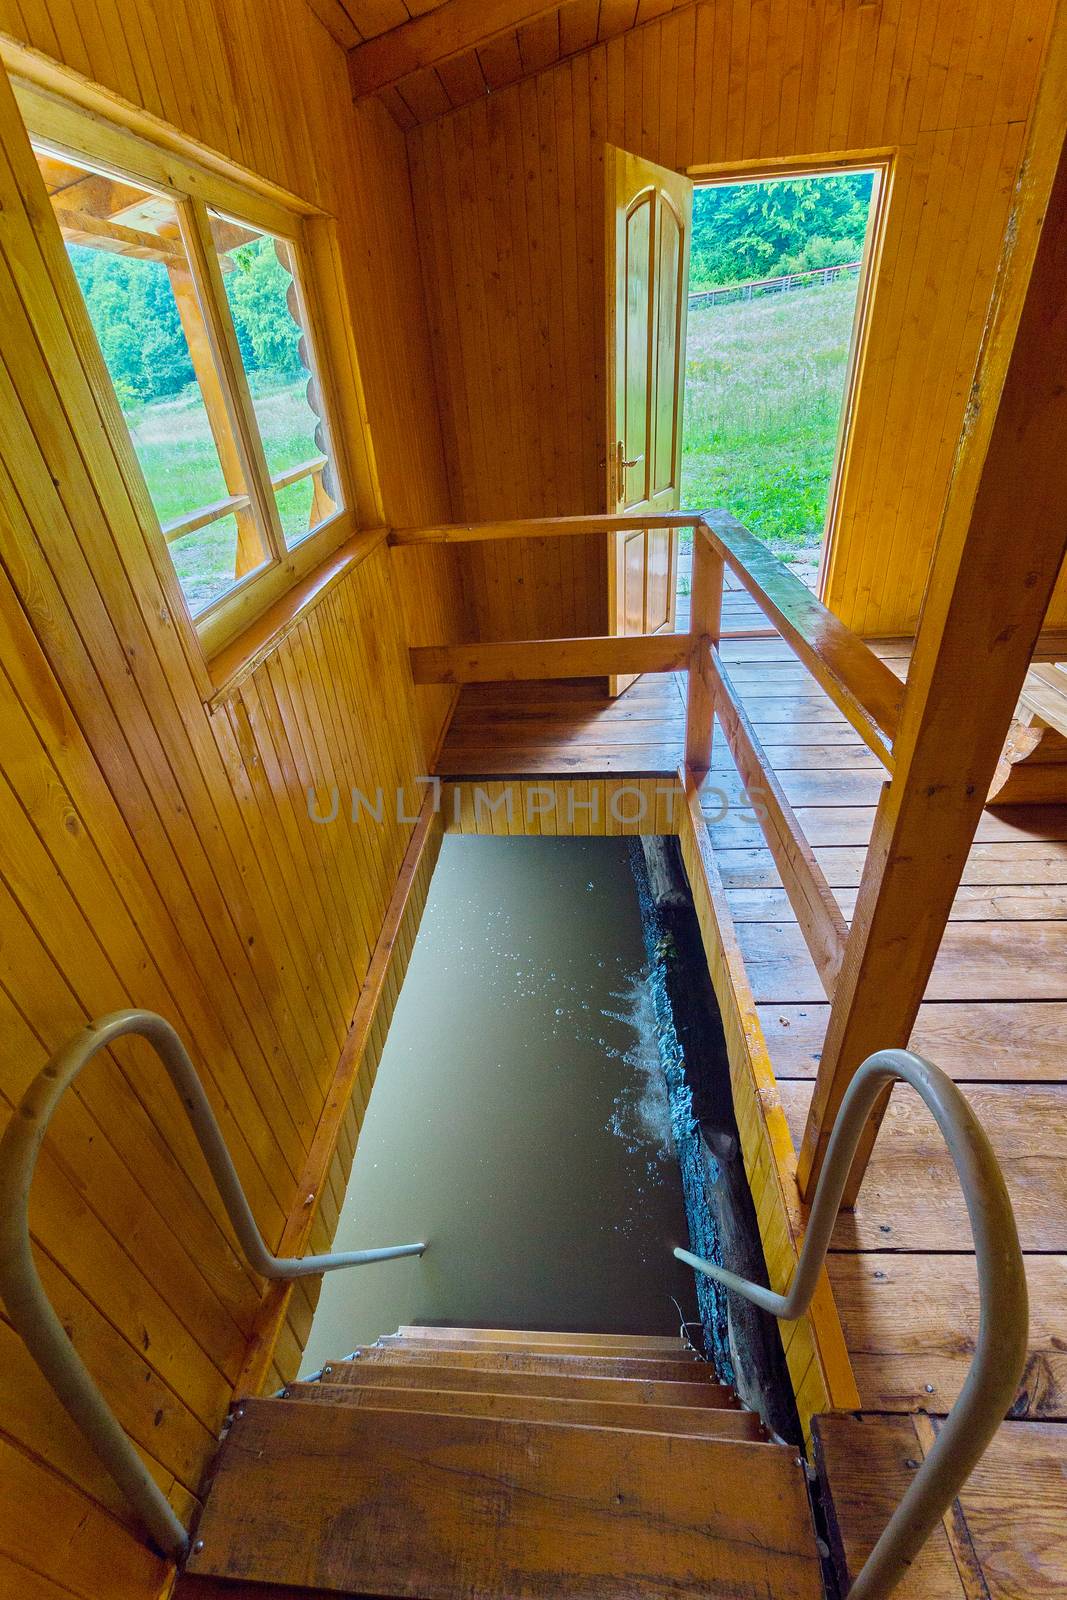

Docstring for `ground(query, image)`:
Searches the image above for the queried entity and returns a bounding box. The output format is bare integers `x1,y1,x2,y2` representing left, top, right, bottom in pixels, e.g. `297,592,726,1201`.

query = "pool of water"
301,835,700,1375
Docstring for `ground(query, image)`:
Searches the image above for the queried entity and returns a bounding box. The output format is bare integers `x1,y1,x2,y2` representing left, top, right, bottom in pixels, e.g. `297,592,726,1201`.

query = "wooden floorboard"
758,1001,1067,1080
778,1079,1067,1252
437,675,684,777
814,1414,1067,1599
823,1254,1067,1419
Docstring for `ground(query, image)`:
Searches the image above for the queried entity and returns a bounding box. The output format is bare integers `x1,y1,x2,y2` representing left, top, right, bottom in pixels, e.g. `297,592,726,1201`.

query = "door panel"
607,144,692,694
645,527,672,634
653,198,684,497
624,194,652,508
623,531,646,637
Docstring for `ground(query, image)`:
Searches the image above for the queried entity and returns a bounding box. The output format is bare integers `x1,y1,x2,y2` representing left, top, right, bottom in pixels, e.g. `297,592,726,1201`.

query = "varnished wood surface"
319,1360,736,1409
703,632,1067,1580
286,1380,768,1438
335,1344,719,1382
394,1325,689,1351
824,1255,1067,1421
185,1398,824,1596
814,1414,1067,1599
702,511,904,762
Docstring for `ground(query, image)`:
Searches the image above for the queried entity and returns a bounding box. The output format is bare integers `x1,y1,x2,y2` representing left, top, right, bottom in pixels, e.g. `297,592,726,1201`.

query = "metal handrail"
0,1009,427,1562
675,1047,1029,1600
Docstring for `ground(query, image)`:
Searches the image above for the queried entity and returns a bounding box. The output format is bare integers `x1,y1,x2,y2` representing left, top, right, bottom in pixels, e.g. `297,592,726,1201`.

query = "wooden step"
322,1359,739,1408
377,1333,700,1362
185,1400,822,1597
285,1381,767,1439
395,1324,688,1353
338,1345,708,1382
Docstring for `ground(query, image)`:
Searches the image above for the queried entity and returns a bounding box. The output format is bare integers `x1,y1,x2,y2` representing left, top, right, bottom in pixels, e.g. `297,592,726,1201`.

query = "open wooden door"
606,144,693,693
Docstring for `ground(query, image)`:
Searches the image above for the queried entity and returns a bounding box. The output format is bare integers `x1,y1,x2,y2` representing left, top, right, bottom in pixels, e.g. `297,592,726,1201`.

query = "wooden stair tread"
338,1345,708,1382
186,1400,822,1597
394,1325,687,1353
321,1360,739,1408
813,1413,1067,1599
377,1334,699,1362
285,1382,767,1439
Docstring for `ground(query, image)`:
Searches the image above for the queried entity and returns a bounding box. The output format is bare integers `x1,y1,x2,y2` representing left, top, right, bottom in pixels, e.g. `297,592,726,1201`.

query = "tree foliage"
222,237,306,382
689,171,874,291
69,233,305,408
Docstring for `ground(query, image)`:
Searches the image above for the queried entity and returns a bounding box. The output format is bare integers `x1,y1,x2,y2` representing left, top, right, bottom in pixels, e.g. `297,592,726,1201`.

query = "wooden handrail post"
797,34,1067,1204
684,520,724,775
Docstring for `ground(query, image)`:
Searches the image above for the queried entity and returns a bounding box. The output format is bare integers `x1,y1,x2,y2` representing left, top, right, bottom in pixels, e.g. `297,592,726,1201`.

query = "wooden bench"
989,663,1067,803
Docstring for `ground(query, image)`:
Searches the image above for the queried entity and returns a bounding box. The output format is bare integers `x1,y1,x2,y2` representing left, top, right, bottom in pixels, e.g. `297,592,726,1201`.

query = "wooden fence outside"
688,261,861,309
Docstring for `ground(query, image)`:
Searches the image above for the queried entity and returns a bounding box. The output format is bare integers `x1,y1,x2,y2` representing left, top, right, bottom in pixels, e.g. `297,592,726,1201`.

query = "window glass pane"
33,147,270,617
208,212,342,548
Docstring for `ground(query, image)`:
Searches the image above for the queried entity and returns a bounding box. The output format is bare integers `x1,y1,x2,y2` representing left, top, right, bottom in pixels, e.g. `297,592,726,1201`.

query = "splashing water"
626,840,734,1380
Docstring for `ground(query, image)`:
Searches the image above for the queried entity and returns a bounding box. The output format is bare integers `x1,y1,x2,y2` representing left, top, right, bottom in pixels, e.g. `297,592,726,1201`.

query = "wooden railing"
396,509,902,1020
685,511,904,1001
688,260,862,309
162,453,329,547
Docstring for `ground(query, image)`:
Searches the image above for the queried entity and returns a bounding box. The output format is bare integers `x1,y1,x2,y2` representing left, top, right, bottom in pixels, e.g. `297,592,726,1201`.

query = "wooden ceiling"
308,0,698,128
306,0,453,52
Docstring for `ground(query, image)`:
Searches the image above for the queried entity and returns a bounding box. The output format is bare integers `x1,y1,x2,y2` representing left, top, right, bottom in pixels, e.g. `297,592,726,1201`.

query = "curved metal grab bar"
0,1009,427,1562
675,1047,1029,1600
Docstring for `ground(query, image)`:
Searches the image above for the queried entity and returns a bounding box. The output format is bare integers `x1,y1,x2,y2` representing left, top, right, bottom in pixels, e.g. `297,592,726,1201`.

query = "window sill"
205,525,389,708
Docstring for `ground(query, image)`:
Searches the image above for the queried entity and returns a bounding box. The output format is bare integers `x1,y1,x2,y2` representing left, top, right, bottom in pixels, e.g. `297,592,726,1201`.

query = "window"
30,132,348,654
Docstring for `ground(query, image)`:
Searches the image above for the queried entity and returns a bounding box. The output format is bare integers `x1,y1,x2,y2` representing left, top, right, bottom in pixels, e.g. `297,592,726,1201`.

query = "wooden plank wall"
0,3,461,1596
407,0,1063,642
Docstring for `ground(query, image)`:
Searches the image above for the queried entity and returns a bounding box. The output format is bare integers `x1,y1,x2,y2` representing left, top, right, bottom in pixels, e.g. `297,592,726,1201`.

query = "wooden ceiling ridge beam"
347,0,566,97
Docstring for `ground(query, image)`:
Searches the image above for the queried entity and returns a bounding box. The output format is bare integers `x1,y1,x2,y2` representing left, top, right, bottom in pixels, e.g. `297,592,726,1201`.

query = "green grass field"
681,274,860,564
124,376,320,615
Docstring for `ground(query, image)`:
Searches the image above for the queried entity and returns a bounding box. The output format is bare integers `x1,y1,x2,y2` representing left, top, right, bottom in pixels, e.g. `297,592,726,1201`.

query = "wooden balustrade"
707,644,850,996
695,510,903,767
410,631,690,684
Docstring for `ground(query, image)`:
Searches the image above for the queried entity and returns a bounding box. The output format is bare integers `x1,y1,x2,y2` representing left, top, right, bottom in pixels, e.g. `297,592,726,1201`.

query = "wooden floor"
436,575,765,778
434,581,1067,1596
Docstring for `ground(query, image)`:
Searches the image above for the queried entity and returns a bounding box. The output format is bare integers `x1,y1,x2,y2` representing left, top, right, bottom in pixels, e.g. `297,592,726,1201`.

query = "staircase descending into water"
178,1325,824,1598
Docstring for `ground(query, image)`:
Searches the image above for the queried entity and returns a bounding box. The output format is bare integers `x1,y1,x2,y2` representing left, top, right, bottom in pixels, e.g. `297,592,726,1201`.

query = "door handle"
615,441,644,501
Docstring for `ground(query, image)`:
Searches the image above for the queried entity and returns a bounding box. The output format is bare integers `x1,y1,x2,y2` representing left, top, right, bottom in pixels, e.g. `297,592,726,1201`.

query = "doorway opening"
676,164,882,628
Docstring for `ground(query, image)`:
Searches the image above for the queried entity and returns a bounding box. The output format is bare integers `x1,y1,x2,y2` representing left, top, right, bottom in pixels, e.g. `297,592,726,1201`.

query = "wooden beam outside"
410,632,690,684
390,511,698,544
348,0,566,97
701,509,903,768
797,12,1067,1202
710,647,849,997
53,207,185,262
42,169,146,220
